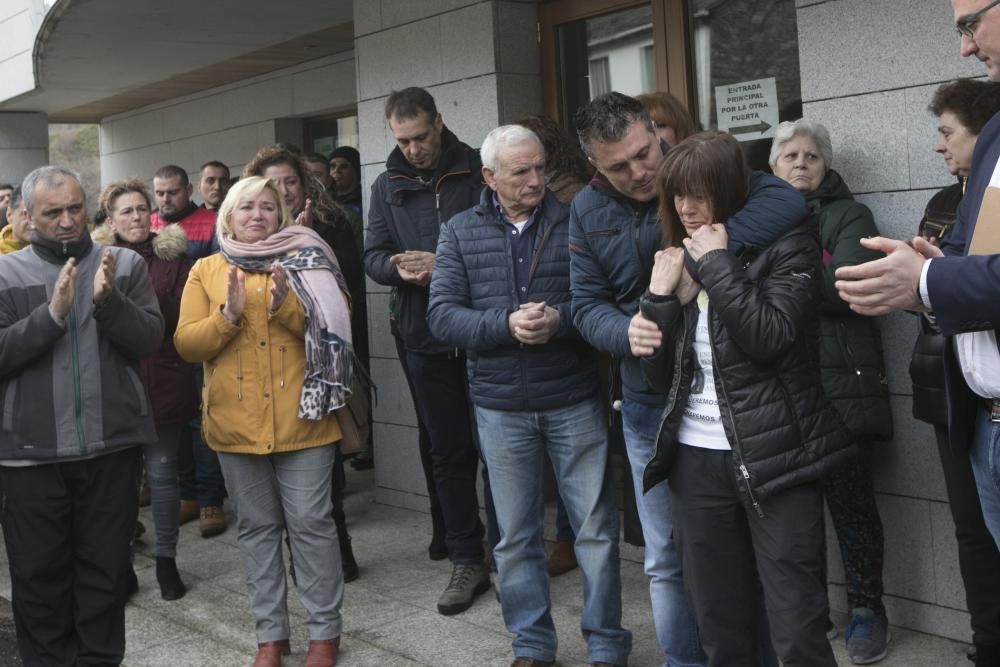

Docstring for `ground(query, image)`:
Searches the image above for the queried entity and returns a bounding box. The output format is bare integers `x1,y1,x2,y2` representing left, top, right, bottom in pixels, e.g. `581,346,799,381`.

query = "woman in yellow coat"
175,175,351,667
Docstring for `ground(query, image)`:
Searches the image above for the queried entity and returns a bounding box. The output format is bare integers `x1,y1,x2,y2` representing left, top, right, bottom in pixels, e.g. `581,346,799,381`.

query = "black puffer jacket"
364,127,483,354
639,224,855,511
909,180,963,425
808,169,892,440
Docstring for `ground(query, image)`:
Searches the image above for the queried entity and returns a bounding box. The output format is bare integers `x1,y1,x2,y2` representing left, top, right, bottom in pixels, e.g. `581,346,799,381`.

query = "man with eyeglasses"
836,8,1000,653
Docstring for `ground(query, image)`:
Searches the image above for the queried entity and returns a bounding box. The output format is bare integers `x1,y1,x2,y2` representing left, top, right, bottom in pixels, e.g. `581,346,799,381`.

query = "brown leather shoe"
305,638,340,667
547,539,578,577
178,499,199,525
252,639,290,667
200,505,227,538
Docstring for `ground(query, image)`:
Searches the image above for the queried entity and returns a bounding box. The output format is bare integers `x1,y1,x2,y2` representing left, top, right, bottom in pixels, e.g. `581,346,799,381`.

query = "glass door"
540,0,691,129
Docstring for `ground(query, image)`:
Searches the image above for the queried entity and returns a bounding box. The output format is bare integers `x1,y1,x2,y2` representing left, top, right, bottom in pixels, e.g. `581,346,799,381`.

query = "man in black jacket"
364,87,489,615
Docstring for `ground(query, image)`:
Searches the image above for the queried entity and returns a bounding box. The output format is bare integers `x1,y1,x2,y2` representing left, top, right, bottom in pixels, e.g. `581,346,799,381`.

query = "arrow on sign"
730,120,772,135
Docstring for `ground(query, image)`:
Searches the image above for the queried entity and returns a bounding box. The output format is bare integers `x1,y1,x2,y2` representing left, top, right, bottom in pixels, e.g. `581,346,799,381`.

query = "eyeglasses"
957,0,1000,39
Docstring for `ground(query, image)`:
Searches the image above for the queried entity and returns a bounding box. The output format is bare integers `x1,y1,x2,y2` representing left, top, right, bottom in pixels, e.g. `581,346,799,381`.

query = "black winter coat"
364,127,483,354
808,169,892,441
639,225,855,511
910,180,963,425
427,189,598,410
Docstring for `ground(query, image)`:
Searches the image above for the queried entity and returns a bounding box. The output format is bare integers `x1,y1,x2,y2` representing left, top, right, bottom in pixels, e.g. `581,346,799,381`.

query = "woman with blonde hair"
175,175,351,667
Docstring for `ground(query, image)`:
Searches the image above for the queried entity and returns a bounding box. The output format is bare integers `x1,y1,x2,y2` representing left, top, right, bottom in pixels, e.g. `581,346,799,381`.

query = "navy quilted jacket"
428,189,599,410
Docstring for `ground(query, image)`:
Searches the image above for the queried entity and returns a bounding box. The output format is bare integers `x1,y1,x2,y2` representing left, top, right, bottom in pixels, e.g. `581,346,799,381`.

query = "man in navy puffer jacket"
429,125,631,667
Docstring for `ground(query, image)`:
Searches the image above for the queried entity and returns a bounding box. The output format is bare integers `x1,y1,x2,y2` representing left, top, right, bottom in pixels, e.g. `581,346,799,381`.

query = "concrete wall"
98,51,358,195
353,0,542,511
0,0,45,104
797,0,983,642
0,112,47,185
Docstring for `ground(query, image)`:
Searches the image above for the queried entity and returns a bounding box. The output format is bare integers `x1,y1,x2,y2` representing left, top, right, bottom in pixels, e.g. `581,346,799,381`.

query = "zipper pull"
739,464,750,480
436,193,441,211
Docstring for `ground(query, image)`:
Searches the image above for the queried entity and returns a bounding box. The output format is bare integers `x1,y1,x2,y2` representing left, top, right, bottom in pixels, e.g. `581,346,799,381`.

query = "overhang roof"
0,0,353,122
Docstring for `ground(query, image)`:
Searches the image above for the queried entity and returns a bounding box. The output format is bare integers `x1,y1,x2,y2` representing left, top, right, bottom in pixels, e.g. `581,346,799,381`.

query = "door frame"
539,0,692,123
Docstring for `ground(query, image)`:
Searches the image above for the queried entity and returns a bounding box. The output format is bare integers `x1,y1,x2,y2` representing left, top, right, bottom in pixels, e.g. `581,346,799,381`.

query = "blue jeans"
970,408,1000,550
178,366,226,507
620,399,706,667
476,397,632,664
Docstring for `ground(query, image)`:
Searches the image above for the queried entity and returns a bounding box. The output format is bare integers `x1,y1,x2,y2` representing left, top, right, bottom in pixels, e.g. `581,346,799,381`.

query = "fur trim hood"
92,223,188,262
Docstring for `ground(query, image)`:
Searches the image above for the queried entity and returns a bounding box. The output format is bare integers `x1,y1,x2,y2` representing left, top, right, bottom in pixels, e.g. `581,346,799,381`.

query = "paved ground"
0,465,977,666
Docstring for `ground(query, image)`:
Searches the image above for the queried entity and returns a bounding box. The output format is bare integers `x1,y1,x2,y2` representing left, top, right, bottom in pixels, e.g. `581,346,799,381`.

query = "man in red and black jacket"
150,164,227,538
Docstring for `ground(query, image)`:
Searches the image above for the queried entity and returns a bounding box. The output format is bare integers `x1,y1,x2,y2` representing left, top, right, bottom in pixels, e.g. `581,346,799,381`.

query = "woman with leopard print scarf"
175,175,349,667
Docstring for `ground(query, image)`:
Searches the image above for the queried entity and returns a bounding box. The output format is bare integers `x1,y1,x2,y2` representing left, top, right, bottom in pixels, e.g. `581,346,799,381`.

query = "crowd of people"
1,2,1000,667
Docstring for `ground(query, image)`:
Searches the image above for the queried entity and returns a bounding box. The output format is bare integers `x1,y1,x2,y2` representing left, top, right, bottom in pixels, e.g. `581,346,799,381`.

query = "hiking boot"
155,556,187,601
178,499,199,525
846,608,889,664
547,539,578,577
437,561,490,615
200,505,226,538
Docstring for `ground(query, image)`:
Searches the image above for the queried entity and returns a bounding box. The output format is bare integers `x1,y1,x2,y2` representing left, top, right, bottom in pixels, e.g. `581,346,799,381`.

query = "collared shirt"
493,193,539,304
919,154,1000,399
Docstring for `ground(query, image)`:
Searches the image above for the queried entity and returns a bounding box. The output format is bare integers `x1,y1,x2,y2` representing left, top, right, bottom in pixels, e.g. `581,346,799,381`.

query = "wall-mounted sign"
715,77,779,142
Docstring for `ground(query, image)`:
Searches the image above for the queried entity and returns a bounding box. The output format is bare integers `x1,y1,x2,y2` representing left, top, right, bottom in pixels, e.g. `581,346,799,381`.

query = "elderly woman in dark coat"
770,119,893,664
95,178,196,601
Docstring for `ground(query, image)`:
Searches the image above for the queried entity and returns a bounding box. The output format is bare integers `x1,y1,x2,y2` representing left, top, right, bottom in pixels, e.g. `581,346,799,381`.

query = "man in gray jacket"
0,166,163,666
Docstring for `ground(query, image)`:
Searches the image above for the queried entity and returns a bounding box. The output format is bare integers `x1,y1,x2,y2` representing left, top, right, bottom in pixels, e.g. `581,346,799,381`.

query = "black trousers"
669,445,835,667
819,440,886,615
393,336,447,543
0,447,140,667
404,349,487,563
934,425,1000,651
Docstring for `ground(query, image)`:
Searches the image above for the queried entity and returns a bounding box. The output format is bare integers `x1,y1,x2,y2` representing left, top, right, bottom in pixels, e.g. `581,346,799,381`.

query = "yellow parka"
0,224,28,255
174,253,342,454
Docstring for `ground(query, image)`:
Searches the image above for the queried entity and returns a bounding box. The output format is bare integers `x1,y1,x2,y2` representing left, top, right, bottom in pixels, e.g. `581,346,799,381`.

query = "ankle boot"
305,638,339,667
339,533,359,582
155,556,187,601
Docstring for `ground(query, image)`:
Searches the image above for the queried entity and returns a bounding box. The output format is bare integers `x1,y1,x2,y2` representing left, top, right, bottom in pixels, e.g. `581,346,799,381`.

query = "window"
688,0,802,170
589,57,612,97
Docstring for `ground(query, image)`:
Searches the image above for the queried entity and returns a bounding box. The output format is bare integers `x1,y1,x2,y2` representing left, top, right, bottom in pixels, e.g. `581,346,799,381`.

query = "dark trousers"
819,440,886,616
935,425,1000,649
178,366,226,507
0,448,141,667
669,445,835,667
393,337,447,544
404,349,486,563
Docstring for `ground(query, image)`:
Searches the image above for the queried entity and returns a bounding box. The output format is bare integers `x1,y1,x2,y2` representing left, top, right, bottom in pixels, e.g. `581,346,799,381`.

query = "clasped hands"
49,249,117,321
629,224,725,357
390,250,435,286
508,301,560,345
222,264,289,324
